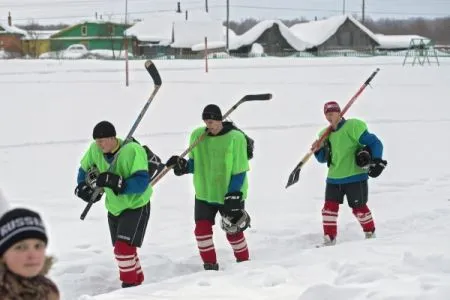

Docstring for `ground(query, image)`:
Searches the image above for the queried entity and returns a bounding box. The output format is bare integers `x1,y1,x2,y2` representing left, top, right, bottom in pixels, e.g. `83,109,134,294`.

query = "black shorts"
108,202,150,247
325,180,368,209
195,198,245,224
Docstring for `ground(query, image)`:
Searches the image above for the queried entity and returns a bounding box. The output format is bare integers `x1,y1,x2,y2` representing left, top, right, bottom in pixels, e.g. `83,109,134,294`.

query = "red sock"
226,232,249,261
322,200,339,238
194,220,216,264
352,205,375,232
135,255,144,284
114,240,139,284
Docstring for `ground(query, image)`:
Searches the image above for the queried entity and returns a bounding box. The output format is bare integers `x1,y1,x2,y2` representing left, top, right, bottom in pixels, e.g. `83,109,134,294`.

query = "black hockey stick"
150,93,273,186
285,68,380,189
80,60,162,220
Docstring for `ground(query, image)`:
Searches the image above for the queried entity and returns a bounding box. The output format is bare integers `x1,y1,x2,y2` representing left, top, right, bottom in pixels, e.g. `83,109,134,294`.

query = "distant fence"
2,48,450,60
125,49,450,60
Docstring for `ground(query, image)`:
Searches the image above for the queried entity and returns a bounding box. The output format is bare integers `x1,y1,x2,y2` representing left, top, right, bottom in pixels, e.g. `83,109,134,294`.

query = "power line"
213,4,450,17
1,3,449,23
4,0,204,8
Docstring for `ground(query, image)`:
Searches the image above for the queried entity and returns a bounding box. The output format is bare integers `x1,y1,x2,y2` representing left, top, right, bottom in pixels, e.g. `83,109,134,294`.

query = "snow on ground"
0,56,449,300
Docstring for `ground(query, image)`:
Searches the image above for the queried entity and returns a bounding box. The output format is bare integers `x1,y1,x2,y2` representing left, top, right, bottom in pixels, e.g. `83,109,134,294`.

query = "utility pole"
342,0,346,15
226,0,229,52
124,0,129,87
205,0,209,12
362,0,365,23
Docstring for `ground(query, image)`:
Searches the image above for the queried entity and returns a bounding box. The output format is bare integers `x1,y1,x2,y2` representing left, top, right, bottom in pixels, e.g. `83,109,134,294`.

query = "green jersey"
189,127,250,204
319,119,368,180
80,139,152,216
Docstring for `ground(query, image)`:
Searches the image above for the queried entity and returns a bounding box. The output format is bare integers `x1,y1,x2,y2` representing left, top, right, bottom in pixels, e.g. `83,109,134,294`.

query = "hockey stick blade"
242,93,272,101
145,60,162,86
286,162,303,188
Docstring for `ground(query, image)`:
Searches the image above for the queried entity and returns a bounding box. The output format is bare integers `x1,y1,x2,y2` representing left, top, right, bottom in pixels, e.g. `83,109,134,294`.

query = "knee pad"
323,200,339,213
195,220,213,236
114,240,136,256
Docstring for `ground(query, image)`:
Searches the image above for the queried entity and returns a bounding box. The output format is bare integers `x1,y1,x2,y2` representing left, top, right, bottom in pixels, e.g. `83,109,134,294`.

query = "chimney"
7,12,12,26
176,2,181,13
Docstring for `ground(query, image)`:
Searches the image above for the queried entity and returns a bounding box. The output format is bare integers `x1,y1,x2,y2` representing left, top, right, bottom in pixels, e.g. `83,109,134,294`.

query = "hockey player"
312,101,387,246
165,104,251,270
74,121,151,288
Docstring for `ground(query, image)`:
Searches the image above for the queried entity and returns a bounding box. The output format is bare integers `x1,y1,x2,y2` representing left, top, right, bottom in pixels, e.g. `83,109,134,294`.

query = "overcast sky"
1,0,449,25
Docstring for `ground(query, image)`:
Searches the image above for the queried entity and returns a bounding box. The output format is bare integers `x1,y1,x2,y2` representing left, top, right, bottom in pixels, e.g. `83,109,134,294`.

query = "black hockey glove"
74,182,103,203
356,147,372,169
96,172,125,195
165,155,189,176
368,158,387,178
223,191,244,221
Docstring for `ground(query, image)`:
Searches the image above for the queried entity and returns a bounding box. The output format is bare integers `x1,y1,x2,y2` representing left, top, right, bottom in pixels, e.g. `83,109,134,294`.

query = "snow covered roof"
0,23,27,36
229,20,311,51
290,15,378,47
375,34,431,49
22,30,59,40
171,20,224,49
124,11,213,43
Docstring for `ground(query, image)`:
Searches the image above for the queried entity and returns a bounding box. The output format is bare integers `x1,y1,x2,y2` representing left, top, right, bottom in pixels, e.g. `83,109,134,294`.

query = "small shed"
22,30,56,57
375,34,431,51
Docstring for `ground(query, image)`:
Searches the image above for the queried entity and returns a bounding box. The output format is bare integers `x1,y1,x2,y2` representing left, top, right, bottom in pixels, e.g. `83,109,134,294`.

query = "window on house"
81,25,87,36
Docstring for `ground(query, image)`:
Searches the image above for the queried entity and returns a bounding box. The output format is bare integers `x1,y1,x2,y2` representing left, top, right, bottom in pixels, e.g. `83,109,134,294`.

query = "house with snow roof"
49,20,131,53
124,10,224,57
229,20,311,56
171,20,225,56
290,15,379,53
0,13,27,56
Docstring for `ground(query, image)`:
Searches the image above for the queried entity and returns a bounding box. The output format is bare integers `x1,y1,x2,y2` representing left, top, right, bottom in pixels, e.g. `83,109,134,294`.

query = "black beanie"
0,208,48,257
202,104,222,121
93,121,116,139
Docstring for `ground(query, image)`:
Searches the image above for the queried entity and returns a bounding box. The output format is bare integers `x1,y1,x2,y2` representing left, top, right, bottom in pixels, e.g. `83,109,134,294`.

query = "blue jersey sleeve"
314,148,327,164
359,131,383,159
77,167,86,184
123,171,150,194
228,172,246,193
187,159,194,173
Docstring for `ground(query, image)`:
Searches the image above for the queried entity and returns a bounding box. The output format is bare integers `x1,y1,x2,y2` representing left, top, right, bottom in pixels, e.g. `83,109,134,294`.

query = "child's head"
0,208,48,277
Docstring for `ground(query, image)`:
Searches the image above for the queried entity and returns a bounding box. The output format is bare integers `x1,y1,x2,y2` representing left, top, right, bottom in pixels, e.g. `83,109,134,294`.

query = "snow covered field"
0,57,449,299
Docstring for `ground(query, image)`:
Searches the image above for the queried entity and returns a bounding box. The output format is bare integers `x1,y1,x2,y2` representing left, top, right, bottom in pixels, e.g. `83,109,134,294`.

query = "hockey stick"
150,93,273,186
80,60,162,220
285,68,380,189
